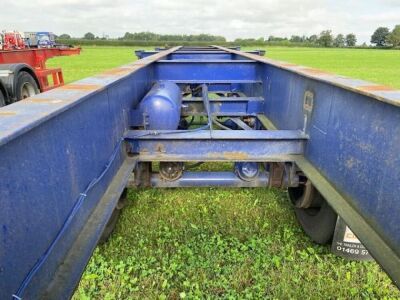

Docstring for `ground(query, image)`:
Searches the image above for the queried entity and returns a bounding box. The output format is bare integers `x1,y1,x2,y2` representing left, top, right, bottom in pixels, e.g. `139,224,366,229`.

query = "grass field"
49,47,400,299
260,47,400,89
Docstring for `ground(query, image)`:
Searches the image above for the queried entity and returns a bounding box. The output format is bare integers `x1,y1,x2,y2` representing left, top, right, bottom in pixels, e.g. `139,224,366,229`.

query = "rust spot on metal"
269,162,285,188
279,63,297,67
357,85,395,92
155,143,166,153
126,62,143,67
97,65,144,77
135,61,152,66
58,84,102,91
99,68,133,76
208,151,249,160
301,68,331,76
0,111,16,116
24,98,64,104
123,65,144,71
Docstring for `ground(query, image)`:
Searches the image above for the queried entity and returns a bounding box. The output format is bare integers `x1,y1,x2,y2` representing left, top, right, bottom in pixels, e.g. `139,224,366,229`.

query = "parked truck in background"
24,31,56,48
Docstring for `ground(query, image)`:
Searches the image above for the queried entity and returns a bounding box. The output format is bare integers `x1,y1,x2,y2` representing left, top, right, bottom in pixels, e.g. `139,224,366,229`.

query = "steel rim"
289,180,323,214
21,82,36,99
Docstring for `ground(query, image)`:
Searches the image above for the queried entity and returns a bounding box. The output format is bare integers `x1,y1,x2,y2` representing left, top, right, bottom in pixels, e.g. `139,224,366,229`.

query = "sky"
0,0,399,43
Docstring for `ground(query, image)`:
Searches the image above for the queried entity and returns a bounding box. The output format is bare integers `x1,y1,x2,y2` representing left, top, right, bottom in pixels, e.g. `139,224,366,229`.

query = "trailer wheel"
98,189,128,244
15,71,39,101
288,181,337,244
0,90,5,107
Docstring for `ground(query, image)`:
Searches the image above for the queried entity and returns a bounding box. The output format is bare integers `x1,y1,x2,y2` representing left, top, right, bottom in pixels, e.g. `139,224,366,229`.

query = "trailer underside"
0,46,399,299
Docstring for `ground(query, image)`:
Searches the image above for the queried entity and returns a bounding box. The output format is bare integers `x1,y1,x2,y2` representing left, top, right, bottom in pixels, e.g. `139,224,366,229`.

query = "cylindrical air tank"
139,81,182,130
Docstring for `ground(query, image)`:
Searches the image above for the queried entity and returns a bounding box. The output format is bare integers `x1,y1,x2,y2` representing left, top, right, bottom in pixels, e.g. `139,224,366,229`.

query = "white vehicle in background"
24,32,56,48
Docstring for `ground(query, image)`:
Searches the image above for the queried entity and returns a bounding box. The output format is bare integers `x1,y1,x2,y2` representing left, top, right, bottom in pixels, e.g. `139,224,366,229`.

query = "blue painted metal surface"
155,60,260,82
151,171,269,187
1,44,400,299
136,81,182,130
125,130,307,161
180,96,264,117
0,47,179,299
212,46,400,286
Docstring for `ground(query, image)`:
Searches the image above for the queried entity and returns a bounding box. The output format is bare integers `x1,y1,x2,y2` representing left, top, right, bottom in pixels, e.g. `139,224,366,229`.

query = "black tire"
288,183,337,244
98,209,121,244
0,90,5,107
15,71,39,102
98,189,128,244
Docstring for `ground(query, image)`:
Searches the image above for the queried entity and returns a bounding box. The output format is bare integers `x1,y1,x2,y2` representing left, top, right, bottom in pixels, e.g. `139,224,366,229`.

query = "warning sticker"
343,226,361,244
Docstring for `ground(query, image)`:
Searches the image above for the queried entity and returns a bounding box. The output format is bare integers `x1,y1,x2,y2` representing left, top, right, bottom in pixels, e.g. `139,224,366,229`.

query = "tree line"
59,32,226,42
250,31,358,47
121,32,226,42
57,25,400,48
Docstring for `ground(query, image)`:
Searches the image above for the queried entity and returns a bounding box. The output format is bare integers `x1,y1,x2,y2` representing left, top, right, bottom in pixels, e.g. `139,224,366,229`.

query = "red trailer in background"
0,47,81,91
0,40,81,106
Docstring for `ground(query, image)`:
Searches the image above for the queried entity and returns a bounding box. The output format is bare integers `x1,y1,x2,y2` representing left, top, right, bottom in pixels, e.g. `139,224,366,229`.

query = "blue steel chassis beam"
213,45,400,288
125,130,306,162
0,47,181,299
150,171,269,188
181,96,264,117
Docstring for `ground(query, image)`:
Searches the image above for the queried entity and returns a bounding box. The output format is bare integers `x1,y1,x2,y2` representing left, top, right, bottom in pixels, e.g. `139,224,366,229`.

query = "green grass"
47,47,400,299
74,188,398,299
253,46,400,89
47,47,145,83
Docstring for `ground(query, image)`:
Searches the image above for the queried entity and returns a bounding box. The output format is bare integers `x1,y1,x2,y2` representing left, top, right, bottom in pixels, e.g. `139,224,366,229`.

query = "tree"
267,36,288,42
333,34,345,47
388,25,400,47
371,27,390,47
308,34,318,44
83,32,95,40
257,37,265,43
59,34,71,39
318,30,333,47
291,35,307,43
345,33,357,47
289,35,297,42
123,32,134,39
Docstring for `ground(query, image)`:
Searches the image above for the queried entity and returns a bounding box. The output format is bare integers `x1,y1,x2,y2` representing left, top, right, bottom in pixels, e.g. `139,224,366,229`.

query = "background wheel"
15,71,39,102
0,90,5,107
98,189,128,244
288,181,337,244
